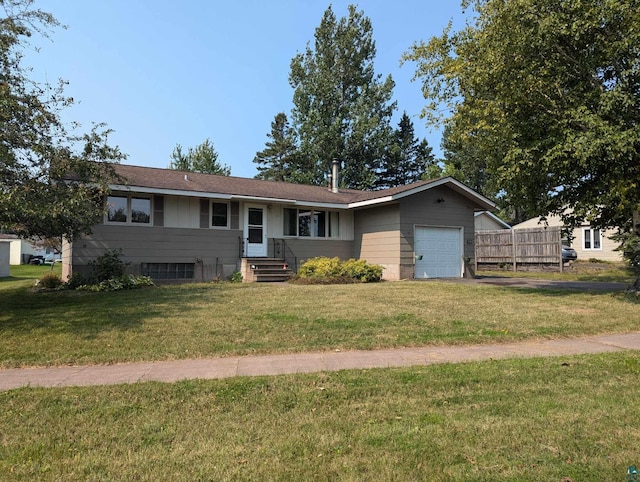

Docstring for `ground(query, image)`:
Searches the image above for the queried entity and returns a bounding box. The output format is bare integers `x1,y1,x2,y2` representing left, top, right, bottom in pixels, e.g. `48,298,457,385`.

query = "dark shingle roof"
110,164,434,205
105,164,495,210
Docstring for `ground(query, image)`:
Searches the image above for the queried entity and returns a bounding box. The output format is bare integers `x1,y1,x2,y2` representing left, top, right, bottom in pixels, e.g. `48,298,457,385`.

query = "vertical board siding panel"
164,196,178,227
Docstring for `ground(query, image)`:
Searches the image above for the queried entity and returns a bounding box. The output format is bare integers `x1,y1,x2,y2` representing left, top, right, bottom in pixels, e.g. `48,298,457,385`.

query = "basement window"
141,263,195,280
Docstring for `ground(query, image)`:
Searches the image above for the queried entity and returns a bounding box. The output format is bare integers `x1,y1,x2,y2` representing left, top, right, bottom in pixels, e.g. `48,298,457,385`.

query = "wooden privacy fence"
475,227,563,272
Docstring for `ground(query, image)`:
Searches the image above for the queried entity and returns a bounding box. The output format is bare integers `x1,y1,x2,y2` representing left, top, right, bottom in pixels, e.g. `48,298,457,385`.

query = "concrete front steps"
240,258,295,282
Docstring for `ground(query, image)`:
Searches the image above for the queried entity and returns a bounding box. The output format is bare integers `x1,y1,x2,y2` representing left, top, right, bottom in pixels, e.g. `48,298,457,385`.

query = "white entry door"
245,205,267,257
414,226,463,278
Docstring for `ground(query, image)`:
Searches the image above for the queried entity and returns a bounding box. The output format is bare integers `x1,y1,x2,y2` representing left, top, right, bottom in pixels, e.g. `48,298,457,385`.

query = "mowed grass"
1,265,638,368
478,261,637,283
1,352,639,481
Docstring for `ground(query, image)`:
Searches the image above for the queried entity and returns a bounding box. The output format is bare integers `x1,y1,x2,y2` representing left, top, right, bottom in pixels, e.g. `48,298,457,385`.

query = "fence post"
512,229,517,272
559,231,563,273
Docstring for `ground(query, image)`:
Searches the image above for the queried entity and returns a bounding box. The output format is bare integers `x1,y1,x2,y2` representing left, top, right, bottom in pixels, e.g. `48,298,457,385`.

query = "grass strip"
1,266,638,367
1,352,638,481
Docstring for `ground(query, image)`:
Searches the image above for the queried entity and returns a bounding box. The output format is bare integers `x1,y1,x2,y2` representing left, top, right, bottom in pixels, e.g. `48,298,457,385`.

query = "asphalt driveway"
452,276,630,292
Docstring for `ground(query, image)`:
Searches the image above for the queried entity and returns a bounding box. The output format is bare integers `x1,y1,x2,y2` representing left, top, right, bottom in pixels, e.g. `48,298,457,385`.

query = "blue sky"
30,1,470,178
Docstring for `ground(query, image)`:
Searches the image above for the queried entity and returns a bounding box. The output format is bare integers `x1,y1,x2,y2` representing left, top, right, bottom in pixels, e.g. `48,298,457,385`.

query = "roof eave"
348,177,496,211
109,184,351,208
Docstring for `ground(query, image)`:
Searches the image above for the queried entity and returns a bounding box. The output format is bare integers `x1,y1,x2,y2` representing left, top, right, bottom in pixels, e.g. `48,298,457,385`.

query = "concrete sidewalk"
2,332,640,391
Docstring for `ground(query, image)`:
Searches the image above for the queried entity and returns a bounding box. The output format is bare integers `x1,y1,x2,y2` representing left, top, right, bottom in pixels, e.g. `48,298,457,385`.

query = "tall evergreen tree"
253,113,305,182
168,138,230,175
377,112,436,188
289,5,396,190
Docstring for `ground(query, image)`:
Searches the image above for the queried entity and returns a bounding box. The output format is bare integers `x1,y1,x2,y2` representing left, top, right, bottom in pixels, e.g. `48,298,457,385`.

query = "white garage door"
414,226,463,278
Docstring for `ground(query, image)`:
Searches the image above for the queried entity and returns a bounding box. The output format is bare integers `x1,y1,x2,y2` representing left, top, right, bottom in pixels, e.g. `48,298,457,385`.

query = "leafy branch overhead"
403,0,640,236
0,0,125,241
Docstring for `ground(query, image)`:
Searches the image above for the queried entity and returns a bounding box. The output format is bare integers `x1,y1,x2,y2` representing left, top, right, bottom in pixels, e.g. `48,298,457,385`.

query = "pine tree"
168,139,230,175
377,113,436,188
253,113,306,182
289,5,396,190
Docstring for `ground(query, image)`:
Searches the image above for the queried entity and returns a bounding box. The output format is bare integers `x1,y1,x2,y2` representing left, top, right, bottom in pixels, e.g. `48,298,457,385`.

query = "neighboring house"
474,211,511,231
513,214,622,262
63,163,496,282
0,234,40,265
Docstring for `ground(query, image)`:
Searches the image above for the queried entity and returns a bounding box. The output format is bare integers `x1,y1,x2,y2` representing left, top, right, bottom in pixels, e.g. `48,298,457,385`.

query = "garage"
414,226,463,278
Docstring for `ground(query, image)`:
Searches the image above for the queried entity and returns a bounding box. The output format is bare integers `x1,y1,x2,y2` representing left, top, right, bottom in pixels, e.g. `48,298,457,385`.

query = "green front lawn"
1,265,638,368
1,352,638,481
478,260,636,283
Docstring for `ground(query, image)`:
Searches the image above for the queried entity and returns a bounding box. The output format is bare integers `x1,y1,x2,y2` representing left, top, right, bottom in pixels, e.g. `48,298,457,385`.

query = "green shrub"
297,257,383,283
36,272,63,289
340,258,384,282
75,275,154,292
298,257,343,278
88,249,130,283
63,272,89,290
59,249,154,292
229,271,243,283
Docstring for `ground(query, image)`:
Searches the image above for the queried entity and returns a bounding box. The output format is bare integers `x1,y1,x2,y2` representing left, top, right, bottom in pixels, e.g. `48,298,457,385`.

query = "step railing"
273,238,297,273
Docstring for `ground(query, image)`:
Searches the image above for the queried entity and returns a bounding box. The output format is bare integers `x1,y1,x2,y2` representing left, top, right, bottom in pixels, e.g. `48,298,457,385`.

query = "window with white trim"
283,208,339,238
106,195,151,224
211,201,229,228
583,228,602,250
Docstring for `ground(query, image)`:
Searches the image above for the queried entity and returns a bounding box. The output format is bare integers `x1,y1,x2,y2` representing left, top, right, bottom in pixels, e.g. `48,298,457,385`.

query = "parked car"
44,253,62,265
562,245,578,263
28,255,45,265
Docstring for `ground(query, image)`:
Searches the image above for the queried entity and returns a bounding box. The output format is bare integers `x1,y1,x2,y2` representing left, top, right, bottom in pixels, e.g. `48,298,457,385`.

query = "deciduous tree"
404,0,640,266
0,0,124,241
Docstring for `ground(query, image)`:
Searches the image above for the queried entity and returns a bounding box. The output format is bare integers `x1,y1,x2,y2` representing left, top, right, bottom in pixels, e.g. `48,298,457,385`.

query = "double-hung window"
583,228,602,250
106,195,151,225
283,208,339,238
211,201,229,228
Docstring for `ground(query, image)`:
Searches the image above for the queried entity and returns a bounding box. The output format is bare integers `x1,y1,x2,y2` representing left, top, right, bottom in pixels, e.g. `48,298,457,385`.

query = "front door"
245,205,267,257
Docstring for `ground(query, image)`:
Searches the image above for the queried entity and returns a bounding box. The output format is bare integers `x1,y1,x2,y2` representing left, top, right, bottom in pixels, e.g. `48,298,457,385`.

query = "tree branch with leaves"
0,0,125,242
404,0,640,274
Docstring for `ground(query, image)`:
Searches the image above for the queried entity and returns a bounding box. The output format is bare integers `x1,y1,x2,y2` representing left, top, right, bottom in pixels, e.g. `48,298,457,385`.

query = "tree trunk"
633,210,640,293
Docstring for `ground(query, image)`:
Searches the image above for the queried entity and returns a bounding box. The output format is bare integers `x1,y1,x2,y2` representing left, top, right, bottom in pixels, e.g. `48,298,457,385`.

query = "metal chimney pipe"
331,159,340,193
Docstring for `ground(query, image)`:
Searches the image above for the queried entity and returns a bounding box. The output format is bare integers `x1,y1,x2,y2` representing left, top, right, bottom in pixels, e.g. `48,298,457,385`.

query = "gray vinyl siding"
399,185,476,275
274,239,354,270
72,224,243,281
353,204,401,279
